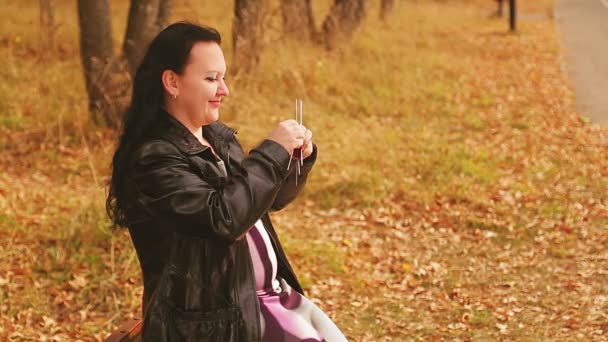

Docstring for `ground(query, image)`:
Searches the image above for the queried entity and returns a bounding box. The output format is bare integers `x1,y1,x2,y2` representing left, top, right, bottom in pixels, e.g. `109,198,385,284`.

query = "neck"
162,105,206,144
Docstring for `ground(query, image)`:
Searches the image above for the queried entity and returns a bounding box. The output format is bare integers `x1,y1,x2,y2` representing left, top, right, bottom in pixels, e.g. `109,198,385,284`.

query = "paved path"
556,0,608,125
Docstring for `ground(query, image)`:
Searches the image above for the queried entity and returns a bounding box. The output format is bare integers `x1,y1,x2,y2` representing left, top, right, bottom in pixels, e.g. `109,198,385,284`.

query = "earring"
173,93,177,100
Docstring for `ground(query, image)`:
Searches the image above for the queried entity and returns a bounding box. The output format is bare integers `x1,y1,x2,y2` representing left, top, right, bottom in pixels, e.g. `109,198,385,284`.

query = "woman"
106,22,348,342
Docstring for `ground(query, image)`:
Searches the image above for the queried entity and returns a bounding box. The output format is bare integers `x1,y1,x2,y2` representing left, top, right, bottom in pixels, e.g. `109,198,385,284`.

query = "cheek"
204,83,219,98
185,83,212,104
194,81,216,100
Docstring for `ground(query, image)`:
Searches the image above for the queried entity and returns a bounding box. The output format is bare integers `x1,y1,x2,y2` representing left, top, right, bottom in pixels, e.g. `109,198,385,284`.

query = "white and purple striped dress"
245,219,348,342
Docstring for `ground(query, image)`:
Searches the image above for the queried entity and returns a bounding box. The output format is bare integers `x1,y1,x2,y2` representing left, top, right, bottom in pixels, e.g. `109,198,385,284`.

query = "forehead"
185,41,226,72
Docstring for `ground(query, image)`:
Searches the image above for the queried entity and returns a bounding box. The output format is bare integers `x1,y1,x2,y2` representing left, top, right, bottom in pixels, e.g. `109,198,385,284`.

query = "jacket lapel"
157,109,236,158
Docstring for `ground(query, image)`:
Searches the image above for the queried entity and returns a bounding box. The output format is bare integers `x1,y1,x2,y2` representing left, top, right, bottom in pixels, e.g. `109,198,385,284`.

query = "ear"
161,69,179,98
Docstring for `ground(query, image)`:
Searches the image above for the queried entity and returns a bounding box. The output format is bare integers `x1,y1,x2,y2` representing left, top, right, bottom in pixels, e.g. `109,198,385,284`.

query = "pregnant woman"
106,22,348,342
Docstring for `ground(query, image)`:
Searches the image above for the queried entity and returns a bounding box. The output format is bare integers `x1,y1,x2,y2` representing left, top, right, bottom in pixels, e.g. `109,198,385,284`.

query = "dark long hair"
106,22,221,228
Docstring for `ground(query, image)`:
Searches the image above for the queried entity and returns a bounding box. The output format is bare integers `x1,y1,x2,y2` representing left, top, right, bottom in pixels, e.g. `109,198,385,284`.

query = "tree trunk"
77,0,117,126
379,0,393,22
320,0,366,50
39,0,55,52
123,0,162,76
232,0,265,74
157,0,172,30
279,0,316,41
509,0,516,32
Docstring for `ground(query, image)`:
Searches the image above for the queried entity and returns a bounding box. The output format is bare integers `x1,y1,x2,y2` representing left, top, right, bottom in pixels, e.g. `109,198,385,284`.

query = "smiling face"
169,41,229,127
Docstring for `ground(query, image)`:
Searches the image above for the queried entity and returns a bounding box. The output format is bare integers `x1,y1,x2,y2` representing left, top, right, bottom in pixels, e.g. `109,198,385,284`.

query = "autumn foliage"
0,0,606,340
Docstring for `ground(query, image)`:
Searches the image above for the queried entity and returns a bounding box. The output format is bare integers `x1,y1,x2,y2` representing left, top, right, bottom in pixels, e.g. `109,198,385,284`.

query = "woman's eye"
205,75,226,82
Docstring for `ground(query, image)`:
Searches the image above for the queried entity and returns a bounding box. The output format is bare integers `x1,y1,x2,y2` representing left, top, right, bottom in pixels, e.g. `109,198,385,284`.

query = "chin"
196,111,217,126
206,110,220,123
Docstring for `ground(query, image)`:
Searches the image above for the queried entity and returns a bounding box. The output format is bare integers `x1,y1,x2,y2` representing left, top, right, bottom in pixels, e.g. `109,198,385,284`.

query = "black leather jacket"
125,110,317,341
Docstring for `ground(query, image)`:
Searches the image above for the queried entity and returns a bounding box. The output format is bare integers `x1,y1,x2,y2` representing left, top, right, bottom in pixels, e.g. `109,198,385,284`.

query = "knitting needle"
285,99,304,185
296,99,301,185
300,99,304,167
286,99,296,171
297,99,301,176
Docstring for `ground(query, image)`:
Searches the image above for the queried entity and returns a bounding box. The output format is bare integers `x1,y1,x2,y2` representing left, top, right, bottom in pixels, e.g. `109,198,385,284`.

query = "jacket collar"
157,109,237,155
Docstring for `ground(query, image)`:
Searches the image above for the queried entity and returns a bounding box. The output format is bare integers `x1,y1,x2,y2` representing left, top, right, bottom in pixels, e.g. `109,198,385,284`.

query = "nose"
218,79,229,97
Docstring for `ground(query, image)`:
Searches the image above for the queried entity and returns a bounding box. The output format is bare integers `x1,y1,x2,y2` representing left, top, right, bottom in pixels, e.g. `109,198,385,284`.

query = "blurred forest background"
0,0,607,340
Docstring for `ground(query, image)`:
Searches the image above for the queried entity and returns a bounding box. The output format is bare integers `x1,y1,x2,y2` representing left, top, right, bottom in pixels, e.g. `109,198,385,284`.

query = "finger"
294,126,306,138
302,129,312,145
285,120,302,129
303,139,313,157
283,119,299,127
306,141,313,154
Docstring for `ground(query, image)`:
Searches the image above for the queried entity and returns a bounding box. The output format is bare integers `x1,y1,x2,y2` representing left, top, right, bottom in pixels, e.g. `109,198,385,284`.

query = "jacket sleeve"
269,143,317,212
130,138,291,242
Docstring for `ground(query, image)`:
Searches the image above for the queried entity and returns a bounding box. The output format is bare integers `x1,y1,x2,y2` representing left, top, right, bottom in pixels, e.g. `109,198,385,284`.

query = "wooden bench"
104,316,143,342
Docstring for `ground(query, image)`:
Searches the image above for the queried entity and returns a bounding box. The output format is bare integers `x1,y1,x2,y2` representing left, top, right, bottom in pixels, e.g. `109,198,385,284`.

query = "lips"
209,100,221,107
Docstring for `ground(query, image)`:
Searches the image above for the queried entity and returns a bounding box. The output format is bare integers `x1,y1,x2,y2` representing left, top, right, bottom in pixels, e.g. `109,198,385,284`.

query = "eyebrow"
205,70,225,74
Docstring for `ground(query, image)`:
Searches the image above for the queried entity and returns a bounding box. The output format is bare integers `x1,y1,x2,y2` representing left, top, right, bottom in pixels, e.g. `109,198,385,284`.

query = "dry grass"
0,0,607,340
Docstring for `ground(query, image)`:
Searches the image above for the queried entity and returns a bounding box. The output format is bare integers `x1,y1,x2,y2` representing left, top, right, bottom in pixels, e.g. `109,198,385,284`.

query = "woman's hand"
268,119,308,154
301,128,313,159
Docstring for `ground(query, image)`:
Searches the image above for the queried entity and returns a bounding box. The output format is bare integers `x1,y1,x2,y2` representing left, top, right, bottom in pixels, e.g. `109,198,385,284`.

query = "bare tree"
320,0,366,50
379,0,393,22
157,0,172,30
40,0,56,52
496,0,516,32
509,0,516,32
77,0,116,125
123,0,163,76
77,0,172,126
232,0,265,74
279,0,316,41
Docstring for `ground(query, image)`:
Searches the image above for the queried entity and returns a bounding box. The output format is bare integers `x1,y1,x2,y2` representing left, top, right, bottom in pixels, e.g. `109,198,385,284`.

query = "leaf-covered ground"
0,0,606,340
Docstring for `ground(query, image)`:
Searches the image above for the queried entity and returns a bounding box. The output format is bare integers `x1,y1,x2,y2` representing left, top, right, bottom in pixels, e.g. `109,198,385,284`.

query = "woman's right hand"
267,119,309,154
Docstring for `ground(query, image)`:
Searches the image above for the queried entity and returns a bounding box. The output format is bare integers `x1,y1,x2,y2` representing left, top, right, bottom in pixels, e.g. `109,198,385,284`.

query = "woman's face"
175,41,229,126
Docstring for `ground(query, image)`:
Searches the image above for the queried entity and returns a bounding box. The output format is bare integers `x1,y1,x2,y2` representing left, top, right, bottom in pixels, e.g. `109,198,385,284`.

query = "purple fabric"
245,219,348,342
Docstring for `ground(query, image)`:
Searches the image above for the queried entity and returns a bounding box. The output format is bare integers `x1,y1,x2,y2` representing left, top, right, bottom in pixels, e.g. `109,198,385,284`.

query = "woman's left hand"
301,128,313,159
